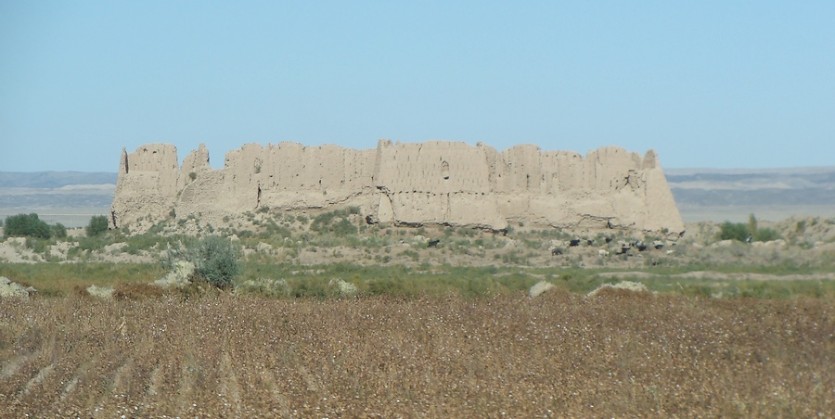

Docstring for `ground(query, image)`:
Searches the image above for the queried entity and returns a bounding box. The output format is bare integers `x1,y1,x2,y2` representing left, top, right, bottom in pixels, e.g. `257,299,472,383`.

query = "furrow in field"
20,362,54,397
51,356,101,412
93,358,140,418
298,365,320,393
175,356,199,415
110,358,134,395
0,354,38,399
258,366,292,416
0,354,34,380
134,357,177,416
146,364,164,397
59,377,79,402
217,351,243,416
1,351,54,401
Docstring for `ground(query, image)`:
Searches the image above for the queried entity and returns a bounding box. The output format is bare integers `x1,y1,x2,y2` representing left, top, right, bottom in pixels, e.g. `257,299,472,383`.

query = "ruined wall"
110,144,179,229
111,140,685,235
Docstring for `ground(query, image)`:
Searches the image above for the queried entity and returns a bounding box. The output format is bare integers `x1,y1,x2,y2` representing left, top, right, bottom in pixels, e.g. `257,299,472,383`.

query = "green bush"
400,249,420,262
124,232,172,255
51,223,67,239
259,220,292,239
25,237,49,254
310,209,358,236
754,227,781,242
331,218,358,236
69,236,111,258
188,236,240,288
718,221,749,242
4,213,52,239
86,215,109,237
718,214,782,243
796,220,807,233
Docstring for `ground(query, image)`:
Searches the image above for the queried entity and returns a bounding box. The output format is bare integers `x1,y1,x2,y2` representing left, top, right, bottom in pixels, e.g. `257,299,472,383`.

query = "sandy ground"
0,238,40,263
598,271,835,281
1,216,833,271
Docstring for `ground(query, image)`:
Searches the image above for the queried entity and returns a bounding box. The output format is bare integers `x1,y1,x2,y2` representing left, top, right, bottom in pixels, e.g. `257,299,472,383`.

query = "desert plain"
1,144,833,417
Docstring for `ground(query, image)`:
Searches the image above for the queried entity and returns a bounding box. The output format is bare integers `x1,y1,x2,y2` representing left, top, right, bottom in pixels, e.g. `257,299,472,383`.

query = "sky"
1,1,833,172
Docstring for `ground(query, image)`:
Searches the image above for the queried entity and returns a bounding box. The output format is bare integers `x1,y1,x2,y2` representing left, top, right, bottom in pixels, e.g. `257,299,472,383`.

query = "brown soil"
1,294,832,417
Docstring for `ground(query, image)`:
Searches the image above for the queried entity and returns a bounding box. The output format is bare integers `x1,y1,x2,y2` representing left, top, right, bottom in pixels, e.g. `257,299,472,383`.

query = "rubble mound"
154,260,195,288
0,276,36,299
529,281,556,298
587,281,651,297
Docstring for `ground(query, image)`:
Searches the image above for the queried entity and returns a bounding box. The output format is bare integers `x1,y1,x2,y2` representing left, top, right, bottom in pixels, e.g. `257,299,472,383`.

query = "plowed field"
1,292,833,417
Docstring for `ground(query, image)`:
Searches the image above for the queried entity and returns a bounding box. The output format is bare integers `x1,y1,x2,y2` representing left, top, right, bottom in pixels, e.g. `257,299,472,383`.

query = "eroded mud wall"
111,140,685,234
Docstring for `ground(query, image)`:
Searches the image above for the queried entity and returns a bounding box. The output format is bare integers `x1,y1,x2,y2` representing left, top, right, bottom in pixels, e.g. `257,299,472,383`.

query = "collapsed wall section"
111,140,685,235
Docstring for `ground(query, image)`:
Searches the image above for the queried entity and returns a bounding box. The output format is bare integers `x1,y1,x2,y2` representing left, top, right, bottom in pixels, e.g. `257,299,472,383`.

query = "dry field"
1,292,832,417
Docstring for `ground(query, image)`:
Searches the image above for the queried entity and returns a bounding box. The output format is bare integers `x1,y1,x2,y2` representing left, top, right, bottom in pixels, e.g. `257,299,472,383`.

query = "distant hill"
667,167,835,222
0,171,116,227
0,171,116,188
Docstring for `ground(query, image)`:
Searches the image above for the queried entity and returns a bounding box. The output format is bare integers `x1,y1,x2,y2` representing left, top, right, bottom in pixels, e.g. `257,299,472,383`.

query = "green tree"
86,215,109,237
4,213,51,239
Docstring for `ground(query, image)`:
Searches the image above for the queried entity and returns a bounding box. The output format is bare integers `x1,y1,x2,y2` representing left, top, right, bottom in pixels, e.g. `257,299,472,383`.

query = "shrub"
796,220,807,233
186,236,240,289
4,213,51,239
331,218,358,236
747,214,758,238
25,237,49,254
72,235,110,255
86,215,109,237
124,232,171,255
754,227,781,242
51,223,67,239
718,221,749,242
113,283,165,300
236,277,291,297
310,209,358,236
259,220,292,239
401,249,419,262
718,214,782,243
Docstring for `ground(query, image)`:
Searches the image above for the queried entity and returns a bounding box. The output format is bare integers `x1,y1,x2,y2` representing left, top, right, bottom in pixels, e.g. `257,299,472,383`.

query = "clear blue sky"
2,1,833,172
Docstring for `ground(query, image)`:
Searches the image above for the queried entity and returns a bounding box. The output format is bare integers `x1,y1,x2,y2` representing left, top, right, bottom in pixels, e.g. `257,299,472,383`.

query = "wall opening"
442,161,450,180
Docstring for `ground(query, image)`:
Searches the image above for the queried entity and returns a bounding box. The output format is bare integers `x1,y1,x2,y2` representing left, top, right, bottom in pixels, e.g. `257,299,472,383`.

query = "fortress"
110,140,685,235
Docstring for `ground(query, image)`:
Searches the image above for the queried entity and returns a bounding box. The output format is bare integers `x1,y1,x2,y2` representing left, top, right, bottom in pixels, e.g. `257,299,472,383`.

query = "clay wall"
111,140,685,234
